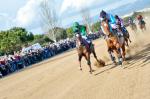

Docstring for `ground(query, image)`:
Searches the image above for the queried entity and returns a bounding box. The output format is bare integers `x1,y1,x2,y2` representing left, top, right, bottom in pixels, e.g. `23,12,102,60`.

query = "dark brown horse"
138,20,146,32
116,25,128,62
76,36,105,74
124,32,131,47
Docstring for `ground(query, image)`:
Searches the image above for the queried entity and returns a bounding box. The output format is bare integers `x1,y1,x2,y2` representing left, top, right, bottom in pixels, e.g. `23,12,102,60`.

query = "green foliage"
0,27,35,54
91,21,101,32
48,27,68,42
66,27,74,38
32,35,54,45
0,26,56,54
44,36,53,42
54,27,67,41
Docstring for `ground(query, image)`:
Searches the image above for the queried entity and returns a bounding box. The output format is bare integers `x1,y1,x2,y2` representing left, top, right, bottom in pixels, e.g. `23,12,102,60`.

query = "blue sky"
0,0,149,34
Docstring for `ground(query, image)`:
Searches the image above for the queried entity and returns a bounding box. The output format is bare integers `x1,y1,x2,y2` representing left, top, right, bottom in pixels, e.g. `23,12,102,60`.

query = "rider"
137,15,145,25
128,17,134,25
115,15,130,40
72,22,92,50
137,15,143,21
100,10,117,35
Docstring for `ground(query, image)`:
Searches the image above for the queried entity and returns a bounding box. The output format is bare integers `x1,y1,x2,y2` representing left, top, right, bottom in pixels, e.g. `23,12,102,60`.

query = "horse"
120,25,132,47
116,25,128,62
124,32,131,47
129,23,137,33
101,19,125,65
76,35,105,74
138,20,146,32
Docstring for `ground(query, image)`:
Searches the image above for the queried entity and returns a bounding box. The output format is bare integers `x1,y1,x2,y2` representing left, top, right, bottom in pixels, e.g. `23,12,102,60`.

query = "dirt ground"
0,18,150,99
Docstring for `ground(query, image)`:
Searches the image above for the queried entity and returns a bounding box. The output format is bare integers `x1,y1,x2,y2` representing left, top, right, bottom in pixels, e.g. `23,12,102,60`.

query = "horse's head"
101,19,113,36
76,34,82,46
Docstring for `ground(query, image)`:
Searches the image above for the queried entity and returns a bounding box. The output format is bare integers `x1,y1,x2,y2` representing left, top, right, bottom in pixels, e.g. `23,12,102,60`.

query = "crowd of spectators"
0,33,100,78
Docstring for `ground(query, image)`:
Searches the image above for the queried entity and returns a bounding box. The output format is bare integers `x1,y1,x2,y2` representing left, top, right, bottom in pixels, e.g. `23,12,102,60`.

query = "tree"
33,34,54,45
40,0,60,42
54,27,67,41
27,32,34,42
91,21,101,32
0,27,35,54
66,27,74,38
80,7,92,34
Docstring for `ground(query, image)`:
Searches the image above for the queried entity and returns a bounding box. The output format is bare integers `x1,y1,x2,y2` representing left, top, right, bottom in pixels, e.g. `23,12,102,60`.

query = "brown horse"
76,36,105,74
101,19,125,65
138,20,146,31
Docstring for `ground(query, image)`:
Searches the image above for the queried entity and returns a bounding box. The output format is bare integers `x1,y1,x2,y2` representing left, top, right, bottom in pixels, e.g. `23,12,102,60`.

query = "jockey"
100,10,116,29
114,15,124,27
137,15,143,21
115,15,129,38
72,22,91,49
100,10,118,37
128,17,134,24
137,15,145,25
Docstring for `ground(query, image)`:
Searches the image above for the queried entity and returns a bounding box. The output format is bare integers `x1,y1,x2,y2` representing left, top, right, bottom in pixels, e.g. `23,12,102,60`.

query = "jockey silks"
107,14,117,29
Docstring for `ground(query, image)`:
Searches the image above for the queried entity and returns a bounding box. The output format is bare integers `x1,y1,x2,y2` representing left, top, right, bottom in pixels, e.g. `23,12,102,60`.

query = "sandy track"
0,22,150,99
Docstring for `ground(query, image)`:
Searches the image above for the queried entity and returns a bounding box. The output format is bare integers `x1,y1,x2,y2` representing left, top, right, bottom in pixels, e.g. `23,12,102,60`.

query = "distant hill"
66,0,150,27
91,0,150,23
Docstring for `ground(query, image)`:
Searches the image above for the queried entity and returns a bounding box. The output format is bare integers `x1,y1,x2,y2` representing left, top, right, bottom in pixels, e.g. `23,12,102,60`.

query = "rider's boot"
108,50,117,65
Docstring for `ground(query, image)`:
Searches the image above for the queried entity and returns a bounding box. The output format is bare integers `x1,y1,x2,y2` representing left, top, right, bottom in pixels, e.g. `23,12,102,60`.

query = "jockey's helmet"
73,22,79,27
100,10,107,19
137,15,143,20
115,15,119,19
129,17,132,20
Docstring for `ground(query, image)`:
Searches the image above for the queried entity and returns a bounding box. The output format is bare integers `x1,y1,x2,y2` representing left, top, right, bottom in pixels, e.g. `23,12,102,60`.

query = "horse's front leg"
115,43,123,65
107,40,116,65
121,44,129,65
121,44,126,61
78,54,83,71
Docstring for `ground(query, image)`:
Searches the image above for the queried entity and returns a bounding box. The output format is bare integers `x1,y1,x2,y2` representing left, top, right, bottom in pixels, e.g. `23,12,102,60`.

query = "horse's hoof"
94,59,105,68
113,62,117,66
79,67,82,71
122,61,129,65
118,61,122,66
89,71,92,74
89,69,94,74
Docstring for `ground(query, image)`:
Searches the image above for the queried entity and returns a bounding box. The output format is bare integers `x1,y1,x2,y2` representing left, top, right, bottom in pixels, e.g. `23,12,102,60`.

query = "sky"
0,0,150,34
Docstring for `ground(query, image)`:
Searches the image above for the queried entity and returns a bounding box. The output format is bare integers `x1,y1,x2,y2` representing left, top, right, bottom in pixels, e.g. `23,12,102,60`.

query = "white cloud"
0,0,140,33
104,0,138,11
60,0,139,26
0,13,14,30
60,0,106,14
15,0,43,27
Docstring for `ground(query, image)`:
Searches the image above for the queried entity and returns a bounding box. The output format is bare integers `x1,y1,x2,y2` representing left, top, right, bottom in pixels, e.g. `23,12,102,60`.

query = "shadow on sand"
125,43,150,69
94,43,150,75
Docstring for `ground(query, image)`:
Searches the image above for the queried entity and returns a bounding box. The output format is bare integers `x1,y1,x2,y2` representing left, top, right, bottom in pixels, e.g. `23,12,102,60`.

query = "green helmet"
73,22,79,27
